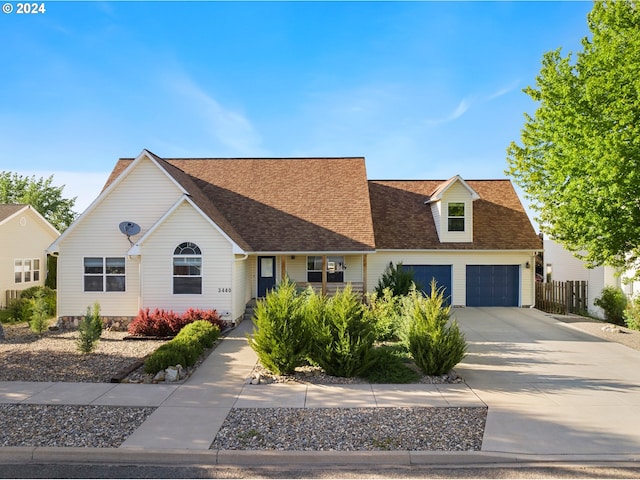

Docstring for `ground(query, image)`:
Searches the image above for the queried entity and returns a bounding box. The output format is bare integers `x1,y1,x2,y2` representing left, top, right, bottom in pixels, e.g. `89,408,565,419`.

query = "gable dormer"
425,175,480,243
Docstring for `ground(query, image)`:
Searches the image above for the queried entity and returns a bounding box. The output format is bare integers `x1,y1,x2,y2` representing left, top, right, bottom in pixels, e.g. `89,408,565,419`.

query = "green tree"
506,1,640,274
0,171,77,231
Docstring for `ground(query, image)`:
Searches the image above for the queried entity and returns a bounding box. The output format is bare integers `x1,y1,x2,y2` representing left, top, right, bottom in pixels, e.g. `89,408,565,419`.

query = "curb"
2,447,640,467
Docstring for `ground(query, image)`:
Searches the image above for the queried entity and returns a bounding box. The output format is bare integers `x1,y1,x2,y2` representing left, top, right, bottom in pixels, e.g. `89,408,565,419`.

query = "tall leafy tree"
0,172,77,231
506,1,640,274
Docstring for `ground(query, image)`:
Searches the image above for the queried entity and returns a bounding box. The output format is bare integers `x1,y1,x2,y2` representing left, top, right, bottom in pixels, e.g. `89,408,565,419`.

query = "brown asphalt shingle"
104,153,540,253
0,204,27,222
368,179,541,250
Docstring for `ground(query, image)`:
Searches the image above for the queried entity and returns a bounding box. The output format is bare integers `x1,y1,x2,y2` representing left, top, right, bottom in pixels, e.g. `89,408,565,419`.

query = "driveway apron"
454,307,640,455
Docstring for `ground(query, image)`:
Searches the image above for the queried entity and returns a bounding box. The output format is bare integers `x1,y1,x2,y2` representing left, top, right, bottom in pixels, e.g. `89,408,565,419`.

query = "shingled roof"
106,155,376,253
104,152,540,253
0,204,27,223
368,179,541,250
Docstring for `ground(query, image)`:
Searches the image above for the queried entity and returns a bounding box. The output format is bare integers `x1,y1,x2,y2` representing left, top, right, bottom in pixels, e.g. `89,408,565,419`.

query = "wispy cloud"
485,80,520,101
166,71,266,157
424,98,471,126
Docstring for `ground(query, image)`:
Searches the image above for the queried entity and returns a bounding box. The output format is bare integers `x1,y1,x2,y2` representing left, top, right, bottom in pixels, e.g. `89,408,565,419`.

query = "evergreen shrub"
375,262,417,297
77,302,103,354
306,285,376,378
247,277,309,375
28,290,50,334
144,320,220,374
405,282,467,376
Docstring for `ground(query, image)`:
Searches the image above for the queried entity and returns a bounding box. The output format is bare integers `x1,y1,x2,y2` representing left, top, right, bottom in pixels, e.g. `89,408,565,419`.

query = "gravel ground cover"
211,407,486,451
0,323,167,383
0,404,155,448
1,313,640,451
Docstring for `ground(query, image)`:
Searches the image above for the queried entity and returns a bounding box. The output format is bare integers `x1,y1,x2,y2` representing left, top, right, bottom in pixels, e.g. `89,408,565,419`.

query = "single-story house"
47,150,541,326
0,204,60,308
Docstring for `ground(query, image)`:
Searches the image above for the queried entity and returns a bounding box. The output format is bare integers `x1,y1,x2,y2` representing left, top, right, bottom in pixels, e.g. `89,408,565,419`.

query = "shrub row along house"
47,150,541,326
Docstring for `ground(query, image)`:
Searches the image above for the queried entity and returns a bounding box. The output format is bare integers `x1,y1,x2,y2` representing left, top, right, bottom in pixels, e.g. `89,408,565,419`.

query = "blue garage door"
402,265,452,305
466,265,520,307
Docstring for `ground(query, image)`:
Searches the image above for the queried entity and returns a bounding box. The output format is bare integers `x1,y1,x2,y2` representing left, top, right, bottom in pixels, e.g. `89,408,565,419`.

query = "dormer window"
448,203,465,232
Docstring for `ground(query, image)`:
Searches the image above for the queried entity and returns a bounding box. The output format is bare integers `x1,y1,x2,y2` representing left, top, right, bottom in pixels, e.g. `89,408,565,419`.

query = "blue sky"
1,1,593,216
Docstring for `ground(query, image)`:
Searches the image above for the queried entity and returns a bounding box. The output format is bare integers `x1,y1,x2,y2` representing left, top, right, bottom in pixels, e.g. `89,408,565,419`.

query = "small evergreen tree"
247,277,309,375
405,281,467,376
307,285,376,378
77,302,103,354
375,262,417,297
28,290,50,334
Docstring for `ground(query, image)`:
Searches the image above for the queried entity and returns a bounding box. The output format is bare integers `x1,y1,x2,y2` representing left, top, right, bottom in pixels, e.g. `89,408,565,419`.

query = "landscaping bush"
77,302,103,354
128,307,222,337
624,295,640,331
306,284,376,378
594,286,628,326
404,282,467,376
375,262,418,297
20,286,56,317
7,298,32,323
144,320,220,374
247,277,309,375
364,287,403,342
363,344,420,383
28,289,50,334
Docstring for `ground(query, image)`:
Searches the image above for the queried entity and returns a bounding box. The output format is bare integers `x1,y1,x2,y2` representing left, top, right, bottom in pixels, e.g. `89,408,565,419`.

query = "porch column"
321,255,327,296
363,254,368,293
281,256,286,282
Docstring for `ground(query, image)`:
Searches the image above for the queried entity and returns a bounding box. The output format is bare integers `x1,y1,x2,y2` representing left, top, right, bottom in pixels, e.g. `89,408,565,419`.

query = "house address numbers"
218,288,231,293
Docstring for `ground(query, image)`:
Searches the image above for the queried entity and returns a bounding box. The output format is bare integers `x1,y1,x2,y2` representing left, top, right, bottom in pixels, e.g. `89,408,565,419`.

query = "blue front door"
257,256,276,297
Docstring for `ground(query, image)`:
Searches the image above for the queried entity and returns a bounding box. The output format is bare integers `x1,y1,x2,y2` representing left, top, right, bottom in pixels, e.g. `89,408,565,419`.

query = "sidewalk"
3,308,640,466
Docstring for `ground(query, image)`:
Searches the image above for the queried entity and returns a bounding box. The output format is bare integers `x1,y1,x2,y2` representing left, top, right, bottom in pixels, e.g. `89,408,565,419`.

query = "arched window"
173,242,202,294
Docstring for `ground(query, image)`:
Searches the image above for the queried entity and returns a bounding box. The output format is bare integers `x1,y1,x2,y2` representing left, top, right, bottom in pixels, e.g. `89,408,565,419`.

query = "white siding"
368,250,535,307
140,201,234,315
56,156,184,318
543,238,621,318
233,254,250,323
0,208,59,307
437,182,474,243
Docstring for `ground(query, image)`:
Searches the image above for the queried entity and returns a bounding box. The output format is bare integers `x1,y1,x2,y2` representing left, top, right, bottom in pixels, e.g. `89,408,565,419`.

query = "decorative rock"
165,366,179,382
602,325,622,333
153,370,166,382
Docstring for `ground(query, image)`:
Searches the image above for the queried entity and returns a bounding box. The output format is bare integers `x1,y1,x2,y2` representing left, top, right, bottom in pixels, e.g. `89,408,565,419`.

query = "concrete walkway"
2,307,640,465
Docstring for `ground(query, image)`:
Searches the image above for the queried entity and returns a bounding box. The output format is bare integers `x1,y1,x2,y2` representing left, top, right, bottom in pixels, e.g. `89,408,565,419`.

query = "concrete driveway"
453,307,640,455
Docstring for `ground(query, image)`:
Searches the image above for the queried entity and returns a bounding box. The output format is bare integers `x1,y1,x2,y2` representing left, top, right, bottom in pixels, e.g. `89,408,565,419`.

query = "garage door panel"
402,265,452,305
466,265,519,307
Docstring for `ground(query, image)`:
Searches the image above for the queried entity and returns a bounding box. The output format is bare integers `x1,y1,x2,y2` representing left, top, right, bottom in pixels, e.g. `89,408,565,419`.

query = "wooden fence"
535,281,588,315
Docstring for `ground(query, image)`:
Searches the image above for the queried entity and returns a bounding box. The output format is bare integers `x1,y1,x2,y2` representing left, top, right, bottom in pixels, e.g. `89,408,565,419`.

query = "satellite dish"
119,221,141,245
119,221,141,236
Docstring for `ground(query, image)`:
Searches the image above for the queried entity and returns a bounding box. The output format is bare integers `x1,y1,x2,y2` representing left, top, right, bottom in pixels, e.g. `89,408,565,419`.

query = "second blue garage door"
402,265,452,305
466,265,520,307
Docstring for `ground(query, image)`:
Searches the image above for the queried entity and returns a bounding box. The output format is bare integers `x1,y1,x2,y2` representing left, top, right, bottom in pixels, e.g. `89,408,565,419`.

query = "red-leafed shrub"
128,307,223,337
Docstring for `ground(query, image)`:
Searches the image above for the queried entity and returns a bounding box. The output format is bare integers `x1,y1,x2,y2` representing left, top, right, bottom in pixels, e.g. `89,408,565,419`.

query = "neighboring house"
47,150,541,326
0,204,60,308
542,237,622,318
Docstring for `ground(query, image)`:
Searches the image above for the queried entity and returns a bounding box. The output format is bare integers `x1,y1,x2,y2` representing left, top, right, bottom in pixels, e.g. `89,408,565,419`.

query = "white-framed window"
173,242,202,294
84,257,126,292
447,202,465,232
14,258,40,284
307,256,345,283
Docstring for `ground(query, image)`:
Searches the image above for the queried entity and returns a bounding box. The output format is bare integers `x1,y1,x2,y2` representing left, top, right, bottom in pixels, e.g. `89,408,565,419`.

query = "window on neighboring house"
307,256,345,283
14,258,40,283
84,257,126,292
14,259,22,283
447,202,465,232
173,242,202,294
